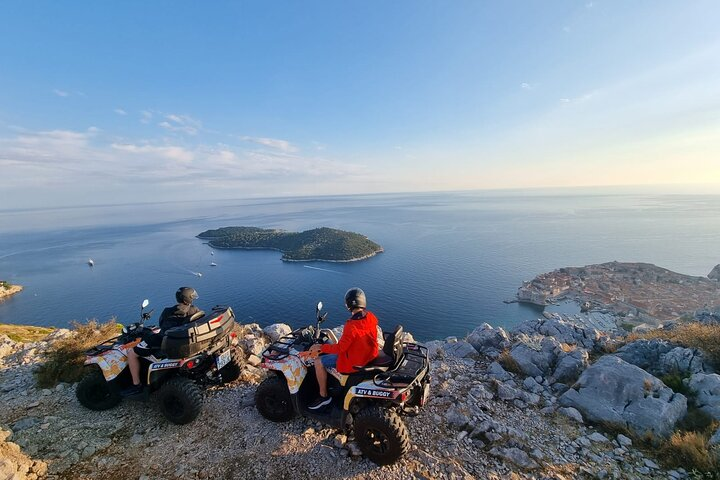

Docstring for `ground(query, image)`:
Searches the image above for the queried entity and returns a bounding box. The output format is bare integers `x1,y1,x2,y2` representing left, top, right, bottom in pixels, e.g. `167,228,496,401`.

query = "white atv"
255,302,431,465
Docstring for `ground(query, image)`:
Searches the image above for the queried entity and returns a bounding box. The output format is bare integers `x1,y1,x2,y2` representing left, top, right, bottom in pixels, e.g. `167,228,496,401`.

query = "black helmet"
176,287,198,305
344,287,367,310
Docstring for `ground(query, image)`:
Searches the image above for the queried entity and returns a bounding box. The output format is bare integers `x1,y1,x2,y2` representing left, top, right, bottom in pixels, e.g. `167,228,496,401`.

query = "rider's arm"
320,322,356,355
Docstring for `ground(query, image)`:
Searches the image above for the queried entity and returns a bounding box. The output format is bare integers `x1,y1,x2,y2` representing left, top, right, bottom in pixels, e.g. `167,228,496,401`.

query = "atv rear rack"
372,343,429,389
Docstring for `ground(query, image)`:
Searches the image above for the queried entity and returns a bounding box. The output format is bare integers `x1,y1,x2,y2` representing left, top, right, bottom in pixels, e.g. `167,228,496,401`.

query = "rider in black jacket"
122,287,200,396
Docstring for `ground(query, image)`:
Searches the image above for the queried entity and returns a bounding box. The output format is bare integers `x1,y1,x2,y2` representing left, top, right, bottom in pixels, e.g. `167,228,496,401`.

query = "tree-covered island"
197,227,383,262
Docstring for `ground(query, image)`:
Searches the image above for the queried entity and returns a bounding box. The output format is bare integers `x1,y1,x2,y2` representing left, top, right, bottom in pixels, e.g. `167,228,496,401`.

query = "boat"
210,262,217,267
87,259,94,267
210,251,214,256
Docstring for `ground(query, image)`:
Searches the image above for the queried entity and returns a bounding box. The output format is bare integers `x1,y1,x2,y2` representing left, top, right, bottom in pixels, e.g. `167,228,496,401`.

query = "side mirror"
316,301,323,312
141,299,149,309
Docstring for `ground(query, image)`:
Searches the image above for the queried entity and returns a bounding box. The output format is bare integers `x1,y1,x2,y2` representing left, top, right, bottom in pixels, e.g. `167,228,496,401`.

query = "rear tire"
218,348,243,383
157,377,203,425
255,375,294,422
76,367,122,411
354,406,410,465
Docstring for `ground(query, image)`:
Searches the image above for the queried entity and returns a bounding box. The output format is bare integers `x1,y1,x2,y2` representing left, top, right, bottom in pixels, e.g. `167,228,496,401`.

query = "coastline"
207,242,384,263
0,284,22,301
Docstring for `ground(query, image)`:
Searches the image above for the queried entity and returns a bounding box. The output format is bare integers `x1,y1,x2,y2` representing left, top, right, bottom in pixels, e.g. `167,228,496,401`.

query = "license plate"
216,350,232,369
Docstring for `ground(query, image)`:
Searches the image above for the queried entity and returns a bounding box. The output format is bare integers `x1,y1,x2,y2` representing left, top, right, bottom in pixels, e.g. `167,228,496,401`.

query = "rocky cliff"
2,312,719,479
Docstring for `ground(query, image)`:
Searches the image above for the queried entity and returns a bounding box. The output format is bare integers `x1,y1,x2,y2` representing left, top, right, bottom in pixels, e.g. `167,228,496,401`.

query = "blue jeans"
320,354,338,369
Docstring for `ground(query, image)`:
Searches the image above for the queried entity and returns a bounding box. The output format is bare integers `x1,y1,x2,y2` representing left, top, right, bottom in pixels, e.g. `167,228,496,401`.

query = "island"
0,281,22,301
197,226,383,262
517,261,720,326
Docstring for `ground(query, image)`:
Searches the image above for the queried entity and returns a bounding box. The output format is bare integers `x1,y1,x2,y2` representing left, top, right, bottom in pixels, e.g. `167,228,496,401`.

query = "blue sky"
1,1,719,208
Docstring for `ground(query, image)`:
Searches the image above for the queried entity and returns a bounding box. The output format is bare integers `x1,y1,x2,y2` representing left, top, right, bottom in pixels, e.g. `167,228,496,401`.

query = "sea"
1,191,719,341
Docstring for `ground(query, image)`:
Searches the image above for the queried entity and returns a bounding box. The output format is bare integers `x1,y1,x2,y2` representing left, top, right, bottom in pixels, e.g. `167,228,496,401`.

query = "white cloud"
111,143,195,163
240,136,299,153
159,113,201,135
586,2,594,8
140,110,153,124
521,83,535,90
114,108,127,115
560,98,571,103
53,89,69,97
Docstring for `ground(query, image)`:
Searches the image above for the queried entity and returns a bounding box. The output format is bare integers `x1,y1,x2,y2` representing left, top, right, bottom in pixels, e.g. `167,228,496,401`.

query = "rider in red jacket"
308,288,379,410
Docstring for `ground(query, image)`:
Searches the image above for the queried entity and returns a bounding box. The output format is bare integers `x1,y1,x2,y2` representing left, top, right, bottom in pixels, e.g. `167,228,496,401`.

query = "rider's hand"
309,344,322,354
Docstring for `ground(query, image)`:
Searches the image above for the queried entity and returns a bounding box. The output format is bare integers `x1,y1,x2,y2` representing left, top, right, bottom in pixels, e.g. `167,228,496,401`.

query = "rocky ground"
1,313,719,480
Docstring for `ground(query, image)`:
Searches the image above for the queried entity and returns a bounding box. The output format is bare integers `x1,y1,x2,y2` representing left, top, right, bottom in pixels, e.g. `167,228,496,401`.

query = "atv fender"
85,349,128,381
262,355,307,394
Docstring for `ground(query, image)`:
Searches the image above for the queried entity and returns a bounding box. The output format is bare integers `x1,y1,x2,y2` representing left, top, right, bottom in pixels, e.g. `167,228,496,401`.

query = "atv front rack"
261,333,299,360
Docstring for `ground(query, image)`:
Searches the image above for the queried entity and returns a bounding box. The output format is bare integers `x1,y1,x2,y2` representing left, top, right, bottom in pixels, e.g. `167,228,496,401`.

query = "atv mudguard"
85,348,129,381
263,355,307,394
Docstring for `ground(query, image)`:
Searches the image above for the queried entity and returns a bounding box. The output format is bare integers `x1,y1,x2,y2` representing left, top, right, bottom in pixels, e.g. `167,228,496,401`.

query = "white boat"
210,251,214,256
210,262,217,267
87,258,94,267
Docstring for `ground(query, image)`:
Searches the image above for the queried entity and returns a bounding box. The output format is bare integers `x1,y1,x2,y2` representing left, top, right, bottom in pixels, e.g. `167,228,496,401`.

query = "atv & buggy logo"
355,388,393,398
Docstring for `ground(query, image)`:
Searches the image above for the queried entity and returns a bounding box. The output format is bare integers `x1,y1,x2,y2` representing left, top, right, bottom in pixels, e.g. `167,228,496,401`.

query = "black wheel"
354,406,410,465
76,367,122,411
255,375,294,422
156,377,203,425
218,349,243,383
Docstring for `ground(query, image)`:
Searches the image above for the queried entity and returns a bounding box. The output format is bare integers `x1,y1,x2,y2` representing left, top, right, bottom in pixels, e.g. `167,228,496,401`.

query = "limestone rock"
559,355,687,438
659,347,707,376
466,323,510,358
685,373,720,420
552,347,589,384
709,427,720,446
708,264,720,281
615,339,674,374
513,316,601,349
261,323,291,342
443,341,479,359
489,446,539,470
509,337,560,378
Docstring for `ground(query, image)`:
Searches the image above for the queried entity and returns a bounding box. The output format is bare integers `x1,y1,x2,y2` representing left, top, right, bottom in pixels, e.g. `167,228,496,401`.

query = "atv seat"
328,325,404,386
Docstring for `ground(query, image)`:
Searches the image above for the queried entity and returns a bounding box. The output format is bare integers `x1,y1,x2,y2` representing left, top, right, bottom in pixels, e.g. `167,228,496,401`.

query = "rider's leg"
127,349,141,385
314,357,328,397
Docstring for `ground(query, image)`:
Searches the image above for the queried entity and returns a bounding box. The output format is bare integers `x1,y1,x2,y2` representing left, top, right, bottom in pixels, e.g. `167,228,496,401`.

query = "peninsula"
0,281,22,301
197,226,383,262
517,261,720,325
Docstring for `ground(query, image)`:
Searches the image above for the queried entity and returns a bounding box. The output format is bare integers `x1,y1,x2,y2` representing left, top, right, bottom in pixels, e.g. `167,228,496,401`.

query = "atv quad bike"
255,302,430,465
76,299,242,424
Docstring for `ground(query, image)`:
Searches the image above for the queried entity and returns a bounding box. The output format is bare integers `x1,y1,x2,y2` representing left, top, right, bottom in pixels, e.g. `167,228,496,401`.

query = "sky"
1,1,719,209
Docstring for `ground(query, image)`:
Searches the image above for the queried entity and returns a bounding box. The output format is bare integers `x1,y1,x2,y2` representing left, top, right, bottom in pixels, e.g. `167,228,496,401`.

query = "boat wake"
303,265,344,274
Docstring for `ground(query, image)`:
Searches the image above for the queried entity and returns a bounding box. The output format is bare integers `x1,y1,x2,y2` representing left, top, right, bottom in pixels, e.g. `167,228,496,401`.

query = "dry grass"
628,323,720,367
659,430,719,474
643,378,653,393
0,324,54,343
498,349,522,374
35,320,120,388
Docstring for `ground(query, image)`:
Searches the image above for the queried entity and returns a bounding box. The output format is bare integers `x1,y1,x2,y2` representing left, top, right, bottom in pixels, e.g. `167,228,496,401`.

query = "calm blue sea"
1,191,719,341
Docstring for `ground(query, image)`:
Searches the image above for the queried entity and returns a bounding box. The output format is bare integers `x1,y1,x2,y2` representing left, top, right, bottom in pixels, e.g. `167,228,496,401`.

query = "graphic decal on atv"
86,347,130,381
264,355,307,394
354,387,395,398
150,361,181,371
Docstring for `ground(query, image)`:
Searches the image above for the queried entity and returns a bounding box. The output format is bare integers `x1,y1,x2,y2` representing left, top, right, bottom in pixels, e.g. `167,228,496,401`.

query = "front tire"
255,375,294,422
354,406,410,465
76,367,122,411
218,349,243,383
156,377,203,425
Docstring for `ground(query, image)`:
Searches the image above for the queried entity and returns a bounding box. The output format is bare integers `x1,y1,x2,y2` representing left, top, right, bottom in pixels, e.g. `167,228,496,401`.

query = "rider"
121,287,201,396
307,287,379,410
